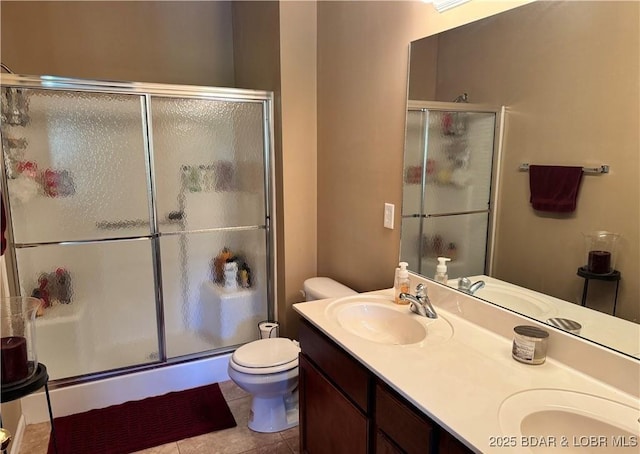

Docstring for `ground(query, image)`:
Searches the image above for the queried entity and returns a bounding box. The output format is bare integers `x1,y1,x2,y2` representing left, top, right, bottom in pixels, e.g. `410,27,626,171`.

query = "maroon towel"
529,165,583,213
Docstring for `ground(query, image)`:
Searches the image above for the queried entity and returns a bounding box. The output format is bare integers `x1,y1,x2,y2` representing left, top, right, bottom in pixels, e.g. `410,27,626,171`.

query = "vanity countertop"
293,274,640,453
458,274,640,358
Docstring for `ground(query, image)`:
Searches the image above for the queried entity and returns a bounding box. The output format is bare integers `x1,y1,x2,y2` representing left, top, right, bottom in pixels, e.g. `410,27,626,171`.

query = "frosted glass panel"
151,97,266,232
15,239,159,380
420,212,489,279
402,110,427,216
160,229,268,359
2,88,151,243
2,77,274,383
400,216,422,272
423,111,496,215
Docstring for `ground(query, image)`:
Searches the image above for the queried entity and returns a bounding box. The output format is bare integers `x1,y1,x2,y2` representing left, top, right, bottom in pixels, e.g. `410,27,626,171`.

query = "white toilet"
227,277,356,433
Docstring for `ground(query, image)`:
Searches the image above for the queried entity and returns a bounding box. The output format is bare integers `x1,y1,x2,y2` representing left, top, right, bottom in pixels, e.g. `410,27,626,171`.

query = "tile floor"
18,381,300,454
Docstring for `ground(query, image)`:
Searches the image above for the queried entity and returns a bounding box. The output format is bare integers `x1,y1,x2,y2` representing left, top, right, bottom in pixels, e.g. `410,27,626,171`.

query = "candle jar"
1,297,42,386
512,325,549,365
583,231,620,274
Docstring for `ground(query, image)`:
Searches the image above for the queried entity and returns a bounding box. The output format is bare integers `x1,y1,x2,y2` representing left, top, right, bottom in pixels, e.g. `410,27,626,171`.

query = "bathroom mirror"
402,0,639,359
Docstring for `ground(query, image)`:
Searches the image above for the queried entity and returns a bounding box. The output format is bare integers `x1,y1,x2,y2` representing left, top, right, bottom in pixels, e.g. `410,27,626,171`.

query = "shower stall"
401,100,504,279
1,74,275,384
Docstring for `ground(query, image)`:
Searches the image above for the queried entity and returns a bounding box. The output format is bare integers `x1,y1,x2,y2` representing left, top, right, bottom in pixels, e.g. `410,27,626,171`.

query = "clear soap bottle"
394,262,410,304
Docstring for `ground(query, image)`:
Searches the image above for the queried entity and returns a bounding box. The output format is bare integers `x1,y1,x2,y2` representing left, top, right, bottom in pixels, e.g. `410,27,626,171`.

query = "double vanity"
293,273,639,453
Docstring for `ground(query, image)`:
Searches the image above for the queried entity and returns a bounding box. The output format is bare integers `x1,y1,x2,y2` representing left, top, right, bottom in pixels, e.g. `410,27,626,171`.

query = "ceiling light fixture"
423,0,473,13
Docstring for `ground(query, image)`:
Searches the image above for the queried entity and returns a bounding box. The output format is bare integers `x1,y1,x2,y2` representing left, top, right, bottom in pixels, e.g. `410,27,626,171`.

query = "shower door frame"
0,74,276,386
403,100,505,277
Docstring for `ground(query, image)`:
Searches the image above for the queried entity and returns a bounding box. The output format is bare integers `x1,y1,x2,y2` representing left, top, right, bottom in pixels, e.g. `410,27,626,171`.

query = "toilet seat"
230,338,300,375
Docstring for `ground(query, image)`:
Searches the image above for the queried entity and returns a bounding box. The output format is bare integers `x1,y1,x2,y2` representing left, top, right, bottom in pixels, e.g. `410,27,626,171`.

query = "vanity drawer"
376,382,434,454
299,318,370,412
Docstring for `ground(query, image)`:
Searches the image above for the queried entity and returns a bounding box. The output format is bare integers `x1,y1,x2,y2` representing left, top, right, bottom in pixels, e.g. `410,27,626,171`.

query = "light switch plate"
384,203,394,229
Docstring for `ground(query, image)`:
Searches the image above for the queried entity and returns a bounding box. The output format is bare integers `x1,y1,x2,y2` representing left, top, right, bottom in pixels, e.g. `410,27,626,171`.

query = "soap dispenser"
434,257,451,284
394,262,410,304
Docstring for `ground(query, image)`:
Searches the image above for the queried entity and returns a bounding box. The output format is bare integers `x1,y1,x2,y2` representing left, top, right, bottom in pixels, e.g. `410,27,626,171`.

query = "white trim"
21,353,231,424
430,0,472,13
8,414,26,454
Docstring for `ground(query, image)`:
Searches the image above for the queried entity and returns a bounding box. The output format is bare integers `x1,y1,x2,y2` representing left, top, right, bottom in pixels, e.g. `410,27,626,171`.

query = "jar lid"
546,317,582,333
514,325,549,339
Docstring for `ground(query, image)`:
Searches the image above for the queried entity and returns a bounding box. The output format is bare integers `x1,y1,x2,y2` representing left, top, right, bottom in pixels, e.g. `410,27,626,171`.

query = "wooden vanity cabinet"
375,382,434,453
299,354,369,454
298,317,372,453
298,318,474,454
437,431,476,454
375,381,472,454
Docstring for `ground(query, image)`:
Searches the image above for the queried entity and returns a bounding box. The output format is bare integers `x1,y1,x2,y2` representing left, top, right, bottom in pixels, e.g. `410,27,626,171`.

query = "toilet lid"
232,338,300,369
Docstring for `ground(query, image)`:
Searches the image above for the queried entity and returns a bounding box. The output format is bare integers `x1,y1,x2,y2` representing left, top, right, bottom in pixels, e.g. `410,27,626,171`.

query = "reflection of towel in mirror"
529,165,583,213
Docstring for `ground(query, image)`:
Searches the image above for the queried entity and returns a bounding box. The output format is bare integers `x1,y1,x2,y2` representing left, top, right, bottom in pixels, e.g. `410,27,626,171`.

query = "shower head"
453,93,469,103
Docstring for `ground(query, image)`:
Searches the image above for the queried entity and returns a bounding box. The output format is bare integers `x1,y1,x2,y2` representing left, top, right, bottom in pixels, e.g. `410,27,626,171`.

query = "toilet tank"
303,277,356,301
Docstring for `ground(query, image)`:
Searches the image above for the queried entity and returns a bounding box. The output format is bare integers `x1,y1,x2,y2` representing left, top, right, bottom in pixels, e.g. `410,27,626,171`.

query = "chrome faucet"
400,283,438,319
458,277,486,295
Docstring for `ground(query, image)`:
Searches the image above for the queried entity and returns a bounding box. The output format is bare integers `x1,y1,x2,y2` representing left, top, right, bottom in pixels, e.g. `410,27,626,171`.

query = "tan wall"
231,1,319,338
0,0,535,440
232,1,281,92
279,1,318,337
0,0,236,444
0,0,536,337
316,0,529,293
229,1,287,333
429,1,639,322
0,1,235,86
408,36,439,101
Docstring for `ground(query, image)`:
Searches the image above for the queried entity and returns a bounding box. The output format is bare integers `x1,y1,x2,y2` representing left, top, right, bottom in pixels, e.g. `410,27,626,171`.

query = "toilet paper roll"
259,321,279,339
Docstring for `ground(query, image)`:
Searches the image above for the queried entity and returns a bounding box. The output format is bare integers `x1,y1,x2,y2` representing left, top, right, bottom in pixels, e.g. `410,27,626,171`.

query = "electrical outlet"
384,203,395,229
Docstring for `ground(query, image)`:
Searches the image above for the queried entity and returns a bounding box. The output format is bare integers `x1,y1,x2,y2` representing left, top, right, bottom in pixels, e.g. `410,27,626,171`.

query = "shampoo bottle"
434,257,451,284
394,262,410,304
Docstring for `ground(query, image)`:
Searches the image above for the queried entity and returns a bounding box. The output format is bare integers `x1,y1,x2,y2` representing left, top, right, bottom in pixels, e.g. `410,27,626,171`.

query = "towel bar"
519,163,609,174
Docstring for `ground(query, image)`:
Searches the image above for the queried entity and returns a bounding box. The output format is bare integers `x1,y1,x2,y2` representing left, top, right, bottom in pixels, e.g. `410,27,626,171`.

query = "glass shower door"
2,75,275,384
401,109,428,272
151,96,269,359
421,109,497,278
402,101,501,280
1,87,159,380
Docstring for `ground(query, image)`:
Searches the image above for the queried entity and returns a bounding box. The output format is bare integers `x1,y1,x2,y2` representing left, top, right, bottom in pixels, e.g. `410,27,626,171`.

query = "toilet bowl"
228,338,300,433
227,277,356,433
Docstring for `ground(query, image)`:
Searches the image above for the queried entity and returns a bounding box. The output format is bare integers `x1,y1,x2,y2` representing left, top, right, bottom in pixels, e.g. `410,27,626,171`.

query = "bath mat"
47,382,236,454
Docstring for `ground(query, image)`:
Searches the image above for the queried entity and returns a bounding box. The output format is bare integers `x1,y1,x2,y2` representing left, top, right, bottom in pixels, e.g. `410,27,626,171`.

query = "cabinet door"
298,318,370,412
438,430,474,454
376,430,403,454
299,354,368,454
376,383,433,454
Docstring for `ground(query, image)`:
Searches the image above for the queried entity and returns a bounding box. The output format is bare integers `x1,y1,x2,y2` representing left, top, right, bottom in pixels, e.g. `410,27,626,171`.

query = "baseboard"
21,353,231,424
9,414,26,454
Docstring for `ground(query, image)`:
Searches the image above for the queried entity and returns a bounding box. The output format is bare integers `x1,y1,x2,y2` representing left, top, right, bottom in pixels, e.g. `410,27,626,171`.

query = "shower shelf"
3,137,27,149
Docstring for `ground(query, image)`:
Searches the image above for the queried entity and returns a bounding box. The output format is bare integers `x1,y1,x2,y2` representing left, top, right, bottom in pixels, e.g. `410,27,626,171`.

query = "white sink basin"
499,389,639,452
473,285,557,318
325,294,453,345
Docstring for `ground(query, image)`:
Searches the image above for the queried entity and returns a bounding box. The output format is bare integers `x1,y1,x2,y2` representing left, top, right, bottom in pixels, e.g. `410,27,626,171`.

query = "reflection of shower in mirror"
403,0,640,360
